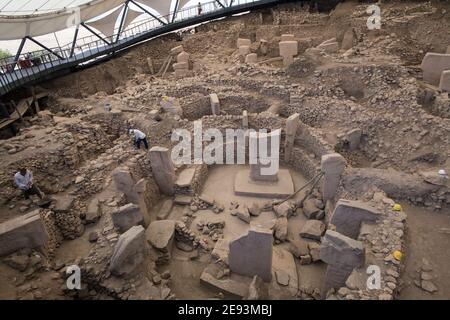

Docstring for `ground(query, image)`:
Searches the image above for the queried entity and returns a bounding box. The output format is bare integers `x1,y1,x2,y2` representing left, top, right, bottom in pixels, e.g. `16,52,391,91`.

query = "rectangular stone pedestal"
234,169,294,198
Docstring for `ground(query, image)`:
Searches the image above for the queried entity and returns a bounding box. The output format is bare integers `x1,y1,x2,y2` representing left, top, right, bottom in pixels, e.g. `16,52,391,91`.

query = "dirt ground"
399,203,450,300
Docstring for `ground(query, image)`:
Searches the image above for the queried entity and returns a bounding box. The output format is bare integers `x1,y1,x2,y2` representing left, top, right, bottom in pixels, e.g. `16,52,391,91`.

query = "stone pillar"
321,153,346,201
281,34,295,41
320,230,365,293
421,53,450,85
209,93,220,115
242,110,248,129
245,53,258,64
237,38,251,48
345,128,362,151
284,113,299,162
229,226,273,282
149,146,176,195
440,70,450,92
279,41,298,66
112,167,137,202
249,129,281,182
109,225,147,276
133,178,153,226
260,39,268,56
330,199,381,239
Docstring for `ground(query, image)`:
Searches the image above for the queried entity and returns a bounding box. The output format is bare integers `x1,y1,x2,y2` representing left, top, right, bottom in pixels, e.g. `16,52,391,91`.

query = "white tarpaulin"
138,0,172,20
122,7,143,30
0,0,125,40
86,5,124,39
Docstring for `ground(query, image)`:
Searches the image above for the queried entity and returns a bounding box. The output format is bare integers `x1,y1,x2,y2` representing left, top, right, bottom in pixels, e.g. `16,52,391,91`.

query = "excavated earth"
0,1,450,300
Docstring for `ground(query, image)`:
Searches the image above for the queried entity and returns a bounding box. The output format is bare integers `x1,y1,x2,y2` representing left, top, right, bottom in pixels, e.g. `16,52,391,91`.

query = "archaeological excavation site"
0,0,450,302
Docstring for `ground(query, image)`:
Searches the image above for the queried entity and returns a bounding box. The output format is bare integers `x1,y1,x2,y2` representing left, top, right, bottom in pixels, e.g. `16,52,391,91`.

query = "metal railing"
0,0,275,96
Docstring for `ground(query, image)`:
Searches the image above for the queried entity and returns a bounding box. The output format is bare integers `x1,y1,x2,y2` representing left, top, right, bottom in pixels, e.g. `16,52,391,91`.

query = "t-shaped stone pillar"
149,146,176,195
321,153,346,201
249,129,281,182
284,113,299,162
320,230,365,293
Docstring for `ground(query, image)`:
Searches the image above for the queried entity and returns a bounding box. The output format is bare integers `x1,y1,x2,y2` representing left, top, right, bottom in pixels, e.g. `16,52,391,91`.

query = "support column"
284,113,299,162
149,146,176,195
321,153,346,201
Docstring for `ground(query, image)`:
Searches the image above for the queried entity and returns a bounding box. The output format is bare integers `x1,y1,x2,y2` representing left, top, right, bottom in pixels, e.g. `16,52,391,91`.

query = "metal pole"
26,36,64,59
129,0,167,25
116,1,129,43
81,23,111,46
70,26,80,58
13,37,27,67
215,0,226,9
172,0,180,23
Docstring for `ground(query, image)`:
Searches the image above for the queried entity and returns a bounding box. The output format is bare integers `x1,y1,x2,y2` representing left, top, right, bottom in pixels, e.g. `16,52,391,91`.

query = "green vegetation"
0,48,11,59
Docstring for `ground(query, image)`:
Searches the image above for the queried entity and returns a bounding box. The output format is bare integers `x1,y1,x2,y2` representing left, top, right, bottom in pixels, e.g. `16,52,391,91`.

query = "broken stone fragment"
236,206,251,223
85,198,101,224
246,275,268,300
273,202,292,218
274,217,288,242
275,270,290,286
248,203,261,216
299,220,326,241
302,198,321,219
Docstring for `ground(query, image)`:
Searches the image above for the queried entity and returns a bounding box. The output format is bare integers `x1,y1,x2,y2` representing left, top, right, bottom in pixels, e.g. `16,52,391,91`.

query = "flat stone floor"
164,164,327,299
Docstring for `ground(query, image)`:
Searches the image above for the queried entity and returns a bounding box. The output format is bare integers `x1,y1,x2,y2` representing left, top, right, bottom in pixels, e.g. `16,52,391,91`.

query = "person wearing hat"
128,128,149,150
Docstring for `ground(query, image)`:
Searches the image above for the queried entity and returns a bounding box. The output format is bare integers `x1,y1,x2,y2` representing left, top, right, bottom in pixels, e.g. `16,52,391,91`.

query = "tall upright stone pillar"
284,113,299,162
209,93,220,115
320,230,365,294
321,153,346,201
149,146,176,195
249,129,281,182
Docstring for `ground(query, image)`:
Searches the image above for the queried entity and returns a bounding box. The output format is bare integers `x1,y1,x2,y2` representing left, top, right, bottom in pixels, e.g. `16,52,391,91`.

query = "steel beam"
116,1,130,43
130,0,167,25
81,23,111,46
26,36,64,60
172,0,180,23
70,26,80,58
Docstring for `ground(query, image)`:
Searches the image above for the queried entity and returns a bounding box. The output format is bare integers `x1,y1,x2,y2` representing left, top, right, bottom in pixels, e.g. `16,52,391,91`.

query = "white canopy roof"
0,0,181,40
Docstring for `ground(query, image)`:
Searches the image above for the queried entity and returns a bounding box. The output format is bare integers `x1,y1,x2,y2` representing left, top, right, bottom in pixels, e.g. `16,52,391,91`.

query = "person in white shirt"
14,168,45,200
128,129,149,150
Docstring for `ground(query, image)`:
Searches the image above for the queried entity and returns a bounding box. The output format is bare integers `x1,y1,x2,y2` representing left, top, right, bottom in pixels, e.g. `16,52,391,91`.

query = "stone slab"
111,203,143,233
157,199,173,220
175,168,196,188
237,38,251,48
145,220,175,253
174,195,192,205
234,169,294,198
200,264,250,298
211,239,230,264
270,247,298,298
279,41,298,57
0,210,48,256
330,199,381,239
229,226,273,282
421,52,450,86
109,225,147,276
